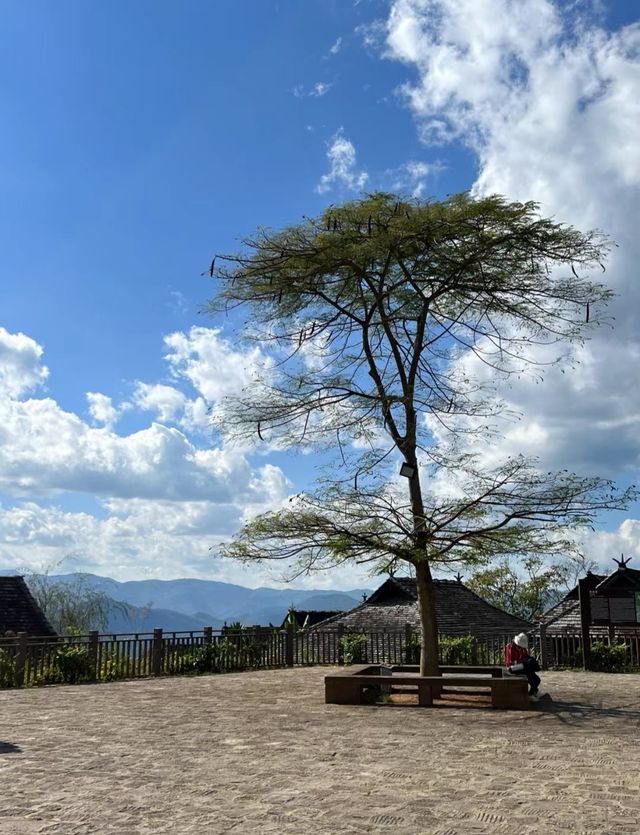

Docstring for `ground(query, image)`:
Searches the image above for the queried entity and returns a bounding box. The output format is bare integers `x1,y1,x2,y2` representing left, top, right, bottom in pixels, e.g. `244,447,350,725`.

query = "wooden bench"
325,665,528,710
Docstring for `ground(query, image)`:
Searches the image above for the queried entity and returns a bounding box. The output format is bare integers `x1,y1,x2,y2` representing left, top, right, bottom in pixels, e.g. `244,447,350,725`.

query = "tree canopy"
207,192,634,676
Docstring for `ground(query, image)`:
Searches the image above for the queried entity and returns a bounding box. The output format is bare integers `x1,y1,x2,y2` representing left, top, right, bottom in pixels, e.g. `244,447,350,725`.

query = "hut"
538,558,640,667
0,576,57,637
539,559,640,636
309,576,532,640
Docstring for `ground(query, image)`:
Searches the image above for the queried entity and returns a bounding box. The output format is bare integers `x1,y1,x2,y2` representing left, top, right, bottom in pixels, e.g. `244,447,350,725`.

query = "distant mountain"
105,603,226,634
4,570,370,630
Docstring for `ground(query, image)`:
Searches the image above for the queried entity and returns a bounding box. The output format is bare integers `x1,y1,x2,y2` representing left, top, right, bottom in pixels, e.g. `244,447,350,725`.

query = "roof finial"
455,572,463,583
613,553,631,570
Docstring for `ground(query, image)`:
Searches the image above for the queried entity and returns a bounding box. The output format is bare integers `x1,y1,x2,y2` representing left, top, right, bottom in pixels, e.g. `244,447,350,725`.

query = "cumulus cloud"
163,326,272,405
86,392,121,429
132,382,187,423
0,326,49,397
382,0,640,481
329,36,343,55
316,129,369,194
0,327,288,509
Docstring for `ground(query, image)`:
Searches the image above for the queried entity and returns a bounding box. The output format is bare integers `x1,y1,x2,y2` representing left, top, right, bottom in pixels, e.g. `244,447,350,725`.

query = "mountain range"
2,570,369,632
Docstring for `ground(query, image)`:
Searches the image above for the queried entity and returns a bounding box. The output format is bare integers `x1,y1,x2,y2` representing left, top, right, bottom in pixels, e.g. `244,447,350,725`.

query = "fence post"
405,624,413,664
538,625,548,670
337,624,345,665
89,631,99,681
203,626,212,646
14,632,28,687
285,624,294,668
152,628,164,676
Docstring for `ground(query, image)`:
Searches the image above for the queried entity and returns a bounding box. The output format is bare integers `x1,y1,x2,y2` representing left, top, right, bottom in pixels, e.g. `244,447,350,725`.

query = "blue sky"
1,0,639,586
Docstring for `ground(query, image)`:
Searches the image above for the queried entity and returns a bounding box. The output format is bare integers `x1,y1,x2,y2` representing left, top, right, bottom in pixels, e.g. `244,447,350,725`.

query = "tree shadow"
0,741,22,754
532,696,640,725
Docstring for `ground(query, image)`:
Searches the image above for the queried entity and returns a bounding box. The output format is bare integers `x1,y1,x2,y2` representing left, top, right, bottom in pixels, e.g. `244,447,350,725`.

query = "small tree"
467,553,598,622
24,564,122,634
207,192,635,676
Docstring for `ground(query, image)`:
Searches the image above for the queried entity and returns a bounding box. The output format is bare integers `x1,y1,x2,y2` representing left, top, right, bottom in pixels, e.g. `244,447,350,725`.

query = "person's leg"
522,658,541,694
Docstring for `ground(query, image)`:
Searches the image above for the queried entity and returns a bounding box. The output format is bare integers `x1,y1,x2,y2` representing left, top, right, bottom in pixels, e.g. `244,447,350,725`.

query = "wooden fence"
543,632,640,667
2,627,638,688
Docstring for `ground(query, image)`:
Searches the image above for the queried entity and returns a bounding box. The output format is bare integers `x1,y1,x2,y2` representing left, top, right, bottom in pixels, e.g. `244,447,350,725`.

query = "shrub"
439,634,476,665
403,633,477,665
0,648,15,688
339,632,368,665
590,640,630,673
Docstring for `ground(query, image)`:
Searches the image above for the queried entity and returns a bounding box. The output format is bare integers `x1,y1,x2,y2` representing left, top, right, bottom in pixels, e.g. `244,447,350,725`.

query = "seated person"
505,632,541,700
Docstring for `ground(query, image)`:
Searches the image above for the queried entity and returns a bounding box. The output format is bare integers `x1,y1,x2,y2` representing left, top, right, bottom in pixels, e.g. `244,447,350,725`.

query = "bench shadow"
0,741,22,754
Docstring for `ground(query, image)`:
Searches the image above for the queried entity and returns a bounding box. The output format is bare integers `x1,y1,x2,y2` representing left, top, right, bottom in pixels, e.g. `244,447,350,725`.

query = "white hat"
514,633,529,648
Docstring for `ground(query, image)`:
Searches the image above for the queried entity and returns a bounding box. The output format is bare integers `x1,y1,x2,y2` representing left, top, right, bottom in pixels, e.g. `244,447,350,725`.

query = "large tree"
207,192,634,676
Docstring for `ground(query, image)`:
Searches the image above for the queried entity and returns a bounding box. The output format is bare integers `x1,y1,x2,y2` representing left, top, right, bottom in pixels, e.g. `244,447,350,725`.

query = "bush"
404,635,421,664
590,640,630,673
339,632,368,665
403,634,477,666
554,641,631,672
439,634,476,665
0,648,15,688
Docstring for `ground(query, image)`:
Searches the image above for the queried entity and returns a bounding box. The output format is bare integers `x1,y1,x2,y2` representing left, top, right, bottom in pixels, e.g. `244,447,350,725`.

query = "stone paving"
1,668,639,834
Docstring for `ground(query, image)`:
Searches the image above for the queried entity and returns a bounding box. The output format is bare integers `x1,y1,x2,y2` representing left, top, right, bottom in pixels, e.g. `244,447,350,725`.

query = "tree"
24,565,122,634
207,192,635,676
467,551,599,622
466,556,565,622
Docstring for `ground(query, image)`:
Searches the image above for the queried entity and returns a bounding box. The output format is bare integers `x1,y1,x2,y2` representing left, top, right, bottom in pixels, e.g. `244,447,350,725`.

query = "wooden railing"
3,626,637,688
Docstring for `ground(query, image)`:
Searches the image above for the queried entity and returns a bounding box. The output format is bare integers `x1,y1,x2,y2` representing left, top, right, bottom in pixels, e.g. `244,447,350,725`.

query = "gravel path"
1,668,639,834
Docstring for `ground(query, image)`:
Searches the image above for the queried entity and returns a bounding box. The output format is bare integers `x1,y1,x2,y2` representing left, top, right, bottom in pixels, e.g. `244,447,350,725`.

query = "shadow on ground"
0,741,21,754
532,696,640,725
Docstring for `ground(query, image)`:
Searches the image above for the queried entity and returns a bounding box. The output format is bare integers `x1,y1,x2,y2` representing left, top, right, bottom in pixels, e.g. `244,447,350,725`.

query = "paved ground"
1,668,639,834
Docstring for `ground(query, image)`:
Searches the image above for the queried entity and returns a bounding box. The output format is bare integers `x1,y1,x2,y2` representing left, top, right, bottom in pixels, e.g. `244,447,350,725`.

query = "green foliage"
30,642,95,686
590,641,631,673
338,632,368,665
467,557,565,621
23,562,124,634
438,634,476,665
0,648,15,688
404,634,477,665
404,635,421,664
555,641,632,672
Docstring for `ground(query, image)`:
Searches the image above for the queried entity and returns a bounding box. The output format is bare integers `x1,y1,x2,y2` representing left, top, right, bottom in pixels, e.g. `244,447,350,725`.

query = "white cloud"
163,326,273,406
329,36,343,55
385,158,444,196
0,326,49,397
382,0,640,481
316,129,369,194
86,392,121,429
0,327,287,506
292,82,332,98
132,382,187,423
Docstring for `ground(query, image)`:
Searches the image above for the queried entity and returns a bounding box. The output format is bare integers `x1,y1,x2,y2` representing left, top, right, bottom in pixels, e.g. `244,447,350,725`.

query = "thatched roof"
0,576,57,637
309,576,533,638
540,565,640,633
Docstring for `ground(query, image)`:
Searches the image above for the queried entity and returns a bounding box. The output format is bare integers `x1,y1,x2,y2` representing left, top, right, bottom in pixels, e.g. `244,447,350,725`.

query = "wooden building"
539,560,640,636
0,576,57,637
309,576,532,639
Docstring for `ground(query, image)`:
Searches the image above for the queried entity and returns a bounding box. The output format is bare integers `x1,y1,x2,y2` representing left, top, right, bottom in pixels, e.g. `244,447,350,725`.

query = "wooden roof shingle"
0,576,57,637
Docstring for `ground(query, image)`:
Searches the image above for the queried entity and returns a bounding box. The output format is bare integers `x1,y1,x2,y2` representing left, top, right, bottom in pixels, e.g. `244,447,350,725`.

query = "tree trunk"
415,560,440,678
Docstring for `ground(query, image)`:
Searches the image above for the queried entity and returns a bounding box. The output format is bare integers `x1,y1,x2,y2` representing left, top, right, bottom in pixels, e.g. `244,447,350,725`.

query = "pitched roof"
540,565,640,632
0,577,57,637
309,576,533,638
